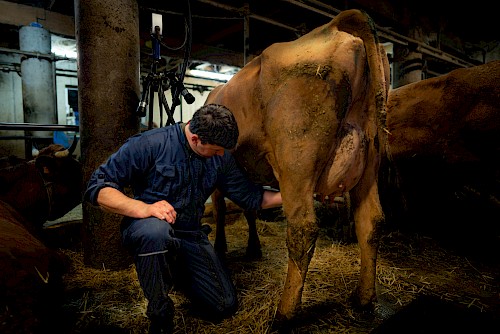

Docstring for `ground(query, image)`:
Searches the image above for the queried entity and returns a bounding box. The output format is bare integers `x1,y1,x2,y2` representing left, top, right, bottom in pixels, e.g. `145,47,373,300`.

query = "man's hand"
149,200,177,223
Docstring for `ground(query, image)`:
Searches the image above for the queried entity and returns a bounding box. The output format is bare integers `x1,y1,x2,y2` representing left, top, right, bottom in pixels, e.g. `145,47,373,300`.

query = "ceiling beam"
197,0,298,32
279,0,341,17
0,0,74,37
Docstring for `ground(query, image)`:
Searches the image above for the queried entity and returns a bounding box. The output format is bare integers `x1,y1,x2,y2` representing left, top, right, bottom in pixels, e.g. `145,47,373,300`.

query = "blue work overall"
121,216,237,321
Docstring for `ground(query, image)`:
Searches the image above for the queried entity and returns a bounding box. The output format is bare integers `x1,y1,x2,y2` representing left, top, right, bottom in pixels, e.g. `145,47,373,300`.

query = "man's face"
193,141,225,158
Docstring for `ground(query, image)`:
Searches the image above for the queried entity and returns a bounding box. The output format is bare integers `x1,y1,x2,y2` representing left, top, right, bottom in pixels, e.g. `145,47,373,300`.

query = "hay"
58,212,500,333
61,251,149,333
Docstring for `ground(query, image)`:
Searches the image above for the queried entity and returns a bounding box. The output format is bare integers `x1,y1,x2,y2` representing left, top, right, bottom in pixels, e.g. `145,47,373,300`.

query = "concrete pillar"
19,23,57,156
75,0,140,269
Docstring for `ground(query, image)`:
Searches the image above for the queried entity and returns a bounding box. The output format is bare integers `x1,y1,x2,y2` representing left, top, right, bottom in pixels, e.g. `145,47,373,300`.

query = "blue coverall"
84,123,264,322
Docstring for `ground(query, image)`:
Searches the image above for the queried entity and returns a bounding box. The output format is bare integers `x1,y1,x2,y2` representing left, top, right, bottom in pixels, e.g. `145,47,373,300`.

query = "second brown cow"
382,60,500,244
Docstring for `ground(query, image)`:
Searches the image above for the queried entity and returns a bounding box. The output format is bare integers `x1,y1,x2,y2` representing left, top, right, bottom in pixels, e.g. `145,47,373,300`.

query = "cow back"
383,60,500,234
387,60,500,163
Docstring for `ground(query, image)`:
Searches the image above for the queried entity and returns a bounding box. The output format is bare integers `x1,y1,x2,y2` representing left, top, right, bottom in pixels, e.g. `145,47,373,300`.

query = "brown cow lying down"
0,144,82,334
205,9,389,324
383,60,500,246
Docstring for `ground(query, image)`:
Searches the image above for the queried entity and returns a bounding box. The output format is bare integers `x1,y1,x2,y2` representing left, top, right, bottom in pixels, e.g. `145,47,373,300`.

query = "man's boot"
149,317,173,334
148,298,174,334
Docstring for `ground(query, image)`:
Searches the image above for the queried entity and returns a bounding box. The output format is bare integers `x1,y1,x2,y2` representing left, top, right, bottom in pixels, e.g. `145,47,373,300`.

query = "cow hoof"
245,247,262,260
215,251,227,264
214,244,228,256
349,290,376,313
271,314,294,334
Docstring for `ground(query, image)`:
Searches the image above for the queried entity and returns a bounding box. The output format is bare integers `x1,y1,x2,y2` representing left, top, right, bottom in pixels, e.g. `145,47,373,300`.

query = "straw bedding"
54,203,500,333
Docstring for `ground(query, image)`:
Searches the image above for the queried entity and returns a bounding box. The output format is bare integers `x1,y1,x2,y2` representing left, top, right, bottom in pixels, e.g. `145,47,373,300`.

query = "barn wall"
0,52,23,157
0,47,78,158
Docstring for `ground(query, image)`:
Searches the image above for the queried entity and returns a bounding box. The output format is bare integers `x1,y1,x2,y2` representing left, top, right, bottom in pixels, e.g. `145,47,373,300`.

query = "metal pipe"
0,122,79,131
0,135,53,140
302,0,341,14
279,0,340,17
0,46,72,61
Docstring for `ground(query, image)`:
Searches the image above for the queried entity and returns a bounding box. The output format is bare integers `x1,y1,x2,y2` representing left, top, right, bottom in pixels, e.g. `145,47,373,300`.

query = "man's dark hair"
189,104,239,149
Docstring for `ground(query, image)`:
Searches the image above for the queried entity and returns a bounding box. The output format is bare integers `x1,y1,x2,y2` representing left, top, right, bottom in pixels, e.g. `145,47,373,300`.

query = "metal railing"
0,122,79,159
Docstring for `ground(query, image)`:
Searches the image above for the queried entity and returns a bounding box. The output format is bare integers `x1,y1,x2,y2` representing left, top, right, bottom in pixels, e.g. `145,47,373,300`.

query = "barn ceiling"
140,0,499,75
2,0,499,75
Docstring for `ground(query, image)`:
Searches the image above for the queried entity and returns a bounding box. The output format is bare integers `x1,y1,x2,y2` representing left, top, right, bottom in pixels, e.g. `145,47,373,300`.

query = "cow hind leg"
275,196,319,323
350,183,384,310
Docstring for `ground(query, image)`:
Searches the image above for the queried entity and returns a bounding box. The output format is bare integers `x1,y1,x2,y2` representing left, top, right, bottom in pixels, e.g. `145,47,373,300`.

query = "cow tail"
334,9,389,135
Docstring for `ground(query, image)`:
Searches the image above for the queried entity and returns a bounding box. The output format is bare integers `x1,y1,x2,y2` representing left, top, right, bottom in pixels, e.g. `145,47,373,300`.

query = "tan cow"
383,60,500,236
388,60,499,164
0,144,82,333
205,9,389,323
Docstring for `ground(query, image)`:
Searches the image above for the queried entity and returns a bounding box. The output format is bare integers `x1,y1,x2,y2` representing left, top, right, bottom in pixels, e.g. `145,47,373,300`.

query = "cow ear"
35,155,58,181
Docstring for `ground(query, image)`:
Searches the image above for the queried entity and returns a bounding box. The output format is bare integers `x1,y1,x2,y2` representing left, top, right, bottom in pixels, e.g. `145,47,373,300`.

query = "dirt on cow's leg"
275,208,319,325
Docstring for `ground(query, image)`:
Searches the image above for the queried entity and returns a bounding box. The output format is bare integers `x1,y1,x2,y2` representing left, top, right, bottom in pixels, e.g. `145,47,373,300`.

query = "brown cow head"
0,144,83,230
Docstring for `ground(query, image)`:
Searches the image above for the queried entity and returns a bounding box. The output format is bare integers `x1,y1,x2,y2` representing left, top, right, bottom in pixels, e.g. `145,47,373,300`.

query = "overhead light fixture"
51,35,77,59
188,69,234,82
52,45,77,59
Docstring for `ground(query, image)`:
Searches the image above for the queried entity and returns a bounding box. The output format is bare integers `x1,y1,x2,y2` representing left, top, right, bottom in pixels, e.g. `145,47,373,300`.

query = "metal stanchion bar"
0,123,79,132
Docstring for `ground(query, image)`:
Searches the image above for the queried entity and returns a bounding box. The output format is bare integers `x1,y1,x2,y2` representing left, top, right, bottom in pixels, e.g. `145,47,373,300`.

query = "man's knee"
123,217,177,252
140,218,172,241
